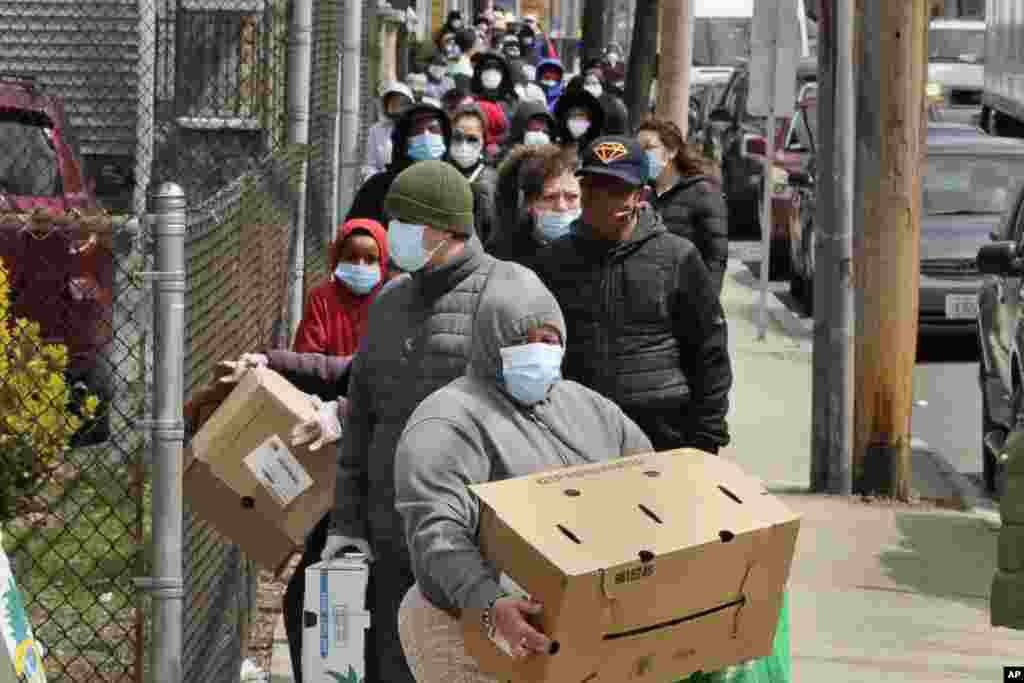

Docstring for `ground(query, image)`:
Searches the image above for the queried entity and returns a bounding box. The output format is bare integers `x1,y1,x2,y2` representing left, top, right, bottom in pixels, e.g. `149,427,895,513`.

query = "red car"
0,75,111,445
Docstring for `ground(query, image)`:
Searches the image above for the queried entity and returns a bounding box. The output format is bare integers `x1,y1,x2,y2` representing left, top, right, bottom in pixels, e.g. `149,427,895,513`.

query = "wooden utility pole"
654,0,691,137
853,0,929,499
624,0,658,129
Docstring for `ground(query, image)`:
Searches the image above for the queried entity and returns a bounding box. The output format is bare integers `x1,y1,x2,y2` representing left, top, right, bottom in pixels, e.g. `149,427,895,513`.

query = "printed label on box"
243,434,313,508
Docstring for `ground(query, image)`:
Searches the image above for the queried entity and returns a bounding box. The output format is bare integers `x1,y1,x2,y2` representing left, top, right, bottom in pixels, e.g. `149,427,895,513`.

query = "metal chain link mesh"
0,0,373,677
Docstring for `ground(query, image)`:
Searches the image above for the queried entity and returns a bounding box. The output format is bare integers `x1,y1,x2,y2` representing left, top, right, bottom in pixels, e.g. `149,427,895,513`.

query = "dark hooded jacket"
553,89,605,151
394,264,652,618
346,103,453,225
535,58,565,111
470,51,518,116
505,99,558,148
652,175,729,297
565,73,629,135
533,206,732,453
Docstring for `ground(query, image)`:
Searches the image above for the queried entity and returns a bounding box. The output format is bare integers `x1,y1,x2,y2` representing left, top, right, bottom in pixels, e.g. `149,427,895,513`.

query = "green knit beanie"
384,160,476,236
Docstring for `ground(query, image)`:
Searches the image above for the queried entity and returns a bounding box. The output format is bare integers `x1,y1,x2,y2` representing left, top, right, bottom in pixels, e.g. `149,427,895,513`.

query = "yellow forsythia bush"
0,258,97,517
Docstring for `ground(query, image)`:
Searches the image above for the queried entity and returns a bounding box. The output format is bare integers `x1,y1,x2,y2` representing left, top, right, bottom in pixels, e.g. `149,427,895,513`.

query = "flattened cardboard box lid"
468,449,799,577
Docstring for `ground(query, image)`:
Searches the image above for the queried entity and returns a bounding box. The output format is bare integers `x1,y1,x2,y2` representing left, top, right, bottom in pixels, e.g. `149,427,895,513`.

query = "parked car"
708,66,818,279
792,125,1024,346
974,177,1024,495
688,79,731,151
926,18,985,125
0,75,110,446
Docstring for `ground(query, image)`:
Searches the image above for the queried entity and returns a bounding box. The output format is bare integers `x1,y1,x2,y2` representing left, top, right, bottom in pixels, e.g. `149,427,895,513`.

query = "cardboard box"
461,449,800,683
302,556,372,682
183,367,336,571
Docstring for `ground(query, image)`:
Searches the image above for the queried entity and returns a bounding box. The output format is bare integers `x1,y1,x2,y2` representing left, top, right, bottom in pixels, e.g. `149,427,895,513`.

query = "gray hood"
466,264,566,382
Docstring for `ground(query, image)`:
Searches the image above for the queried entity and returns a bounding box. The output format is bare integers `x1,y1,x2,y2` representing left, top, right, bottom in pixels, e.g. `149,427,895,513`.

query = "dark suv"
0,75,110,446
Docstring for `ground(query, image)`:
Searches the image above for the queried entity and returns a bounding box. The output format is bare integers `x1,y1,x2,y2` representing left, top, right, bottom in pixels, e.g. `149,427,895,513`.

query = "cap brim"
576,166,645,186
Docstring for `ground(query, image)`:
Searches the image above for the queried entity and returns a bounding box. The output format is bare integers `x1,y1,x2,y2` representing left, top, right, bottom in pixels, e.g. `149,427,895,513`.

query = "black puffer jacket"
652,176,729,297
553,89,605,151
506,99,558,147
533,207,732,453
346,103,453,224
467,163,499,245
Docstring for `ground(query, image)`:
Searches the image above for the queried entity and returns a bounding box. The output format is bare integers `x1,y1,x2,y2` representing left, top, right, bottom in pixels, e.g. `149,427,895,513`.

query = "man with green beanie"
322,160,513,683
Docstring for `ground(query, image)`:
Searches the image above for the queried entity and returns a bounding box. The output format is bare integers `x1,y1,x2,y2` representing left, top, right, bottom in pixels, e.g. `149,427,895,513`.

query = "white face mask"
567,118,591,140
481,69,503,90
449,140,481,169
584,82,603,99
523,130,551,146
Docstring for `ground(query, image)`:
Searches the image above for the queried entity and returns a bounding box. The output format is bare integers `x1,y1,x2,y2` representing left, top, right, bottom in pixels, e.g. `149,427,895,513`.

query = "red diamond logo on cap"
593,141,628,164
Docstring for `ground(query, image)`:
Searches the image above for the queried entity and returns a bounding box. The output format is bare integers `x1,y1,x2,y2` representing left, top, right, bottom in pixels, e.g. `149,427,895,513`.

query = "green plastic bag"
675,591,792,683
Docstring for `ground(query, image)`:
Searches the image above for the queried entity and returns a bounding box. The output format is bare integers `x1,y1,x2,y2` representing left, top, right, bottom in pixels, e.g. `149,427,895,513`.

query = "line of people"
213,33,786,683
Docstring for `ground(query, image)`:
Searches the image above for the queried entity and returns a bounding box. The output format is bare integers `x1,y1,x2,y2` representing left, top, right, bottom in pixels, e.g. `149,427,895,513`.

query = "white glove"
291,399,346,451
217,353,269,384
322,534,373,562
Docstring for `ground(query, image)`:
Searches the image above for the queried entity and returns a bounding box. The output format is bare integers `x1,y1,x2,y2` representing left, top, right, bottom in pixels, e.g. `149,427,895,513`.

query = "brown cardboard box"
461,449,800,682
183,367,336,572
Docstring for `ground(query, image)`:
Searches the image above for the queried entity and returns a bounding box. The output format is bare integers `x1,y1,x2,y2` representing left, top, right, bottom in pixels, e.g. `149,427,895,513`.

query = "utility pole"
810,0,854,494
853,0,928,499
654,0,691,137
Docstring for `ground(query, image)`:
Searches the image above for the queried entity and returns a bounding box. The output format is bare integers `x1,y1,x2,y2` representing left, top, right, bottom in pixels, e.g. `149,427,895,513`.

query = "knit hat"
384,160,475,235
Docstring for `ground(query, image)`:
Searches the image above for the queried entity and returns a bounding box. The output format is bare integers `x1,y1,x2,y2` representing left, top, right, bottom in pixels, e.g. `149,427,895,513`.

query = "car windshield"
923,155,1022,215
0,111,59,197
692,18,751,66
928,27,985,64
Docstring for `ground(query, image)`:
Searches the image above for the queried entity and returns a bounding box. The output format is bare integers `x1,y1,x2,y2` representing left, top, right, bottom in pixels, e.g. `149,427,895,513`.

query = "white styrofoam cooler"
302,555,371,683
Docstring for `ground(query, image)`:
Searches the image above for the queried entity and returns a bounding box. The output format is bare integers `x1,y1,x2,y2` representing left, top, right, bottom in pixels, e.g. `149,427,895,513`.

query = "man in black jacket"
533,135,732,453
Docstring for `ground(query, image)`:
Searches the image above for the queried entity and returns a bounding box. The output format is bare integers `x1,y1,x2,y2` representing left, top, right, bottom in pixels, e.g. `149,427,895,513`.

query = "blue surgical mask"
334,262,381,295
534,208,580,243
500,342,564,405
408,132,446,161
646,150,666,183
523,130,551,146
387,220,447,273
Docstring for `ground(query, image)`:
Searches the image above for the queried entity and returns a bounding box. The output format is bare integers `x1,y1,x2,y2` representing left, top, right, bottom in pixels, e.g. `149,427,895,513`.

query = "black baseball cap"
577,135,648,187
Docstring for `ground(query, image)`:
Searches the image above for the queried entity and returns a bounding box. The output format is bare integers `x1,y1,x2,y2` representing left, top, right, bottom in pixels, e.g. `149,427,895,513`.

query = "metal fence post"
139,183,187,683
287,0,314,343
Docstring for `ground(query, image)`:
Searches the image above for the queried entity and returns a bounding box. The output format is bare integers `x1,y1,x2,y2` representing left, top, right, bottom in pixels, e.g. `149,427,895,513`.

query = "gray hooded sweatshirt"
394,264,653,618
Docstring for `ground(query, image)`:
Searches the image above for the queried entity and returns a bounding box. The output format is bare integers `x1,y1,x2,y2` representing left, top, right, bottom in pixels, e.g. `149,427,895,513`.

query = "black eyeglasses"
452,131,482,145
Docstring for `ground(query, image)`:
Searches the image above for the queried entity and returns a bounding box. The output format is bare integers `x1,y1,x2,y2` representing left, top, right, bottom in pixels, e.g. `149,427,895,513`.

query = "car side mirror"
977,241,1023,276
709,108,732,124
789,170,812,187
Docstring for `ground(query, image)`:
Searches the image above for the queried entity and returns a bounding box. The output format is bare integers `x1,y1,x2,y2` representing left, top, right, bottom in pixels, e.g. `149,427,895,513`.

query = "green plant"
0,259,97,521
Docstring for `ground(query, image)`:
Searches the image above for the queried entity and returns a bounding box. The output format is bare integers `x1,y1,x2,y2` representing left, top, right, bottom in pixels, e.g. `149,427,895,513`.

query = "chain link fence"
0,0,374,678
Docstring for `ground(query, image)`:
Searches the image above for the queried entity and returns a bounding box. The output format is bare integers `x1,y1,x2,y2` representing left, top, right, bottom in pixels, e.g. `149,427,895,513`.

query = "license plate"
945,294,978,320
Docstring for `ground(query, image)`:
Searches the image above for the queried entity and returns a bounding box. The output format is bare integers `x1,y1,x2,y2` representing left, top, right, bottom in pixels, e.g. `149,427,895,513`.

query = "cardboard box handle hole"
564,488,581,497
241,496,255,509
638,504,663,524
556,524,582,544
718,485,743,504
719,530,735,543
643,470,661,477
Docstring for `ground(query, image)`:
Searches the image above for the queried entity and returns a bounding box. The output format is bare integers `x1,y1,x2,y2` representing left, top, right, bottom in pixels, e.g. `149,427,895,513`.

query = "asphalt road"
732,239,991,500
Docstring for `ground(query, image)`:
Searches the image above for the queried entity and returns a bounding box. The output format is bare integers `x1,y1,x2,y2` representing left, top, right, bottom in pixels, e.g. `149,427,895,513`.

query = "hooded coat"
486,144,556,269
346,103,453,226
505,99,558,148
535,58,565,111
470,52,518,119
330,236,517,682
394,264,652,618
293,219,391,357
553,89,606,151
564,73,630,135
533,206,732,454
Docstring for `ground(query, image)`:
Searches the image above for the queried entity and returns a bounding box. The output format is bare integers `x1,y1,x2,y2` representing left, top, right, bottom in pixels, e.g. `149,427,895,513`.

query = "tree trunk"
582,0,609,63
624,0,658,130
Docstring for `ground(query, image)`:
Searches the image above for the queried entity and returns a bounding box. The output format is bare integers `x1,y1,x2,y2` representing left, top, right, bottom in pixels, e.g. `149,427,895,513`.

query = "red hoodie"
293,218,390,356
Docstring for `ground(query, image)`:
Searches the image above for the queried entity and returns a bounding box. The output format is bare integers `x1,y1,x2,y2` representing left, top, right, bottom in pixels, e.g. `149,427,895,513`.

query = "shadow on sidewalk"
877,512,996,609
